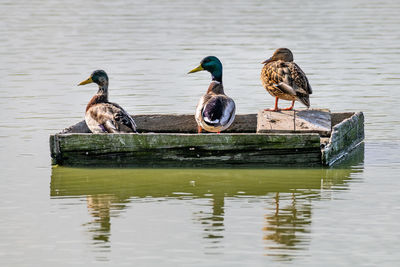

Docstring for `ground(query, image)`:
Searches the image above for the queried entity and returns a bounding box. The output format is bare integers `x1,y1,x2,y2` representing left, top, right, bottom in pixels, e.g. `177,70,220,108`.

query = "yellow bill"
78,77,93,86
188,64,204,74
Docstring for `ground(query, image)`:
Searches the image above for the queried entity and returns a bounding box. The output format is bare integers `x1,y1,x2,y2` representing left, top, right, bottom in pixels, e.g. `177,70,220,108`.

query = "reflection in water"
263,192,312,260
85,194,116,243
193,195,225,250
50,144,364,261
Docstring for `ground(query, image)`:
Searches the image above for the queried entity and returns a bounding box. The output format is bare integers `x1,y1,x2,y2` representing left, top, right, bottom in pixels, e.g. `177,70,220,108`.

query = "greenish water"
48,145,364,264
1,0,400,266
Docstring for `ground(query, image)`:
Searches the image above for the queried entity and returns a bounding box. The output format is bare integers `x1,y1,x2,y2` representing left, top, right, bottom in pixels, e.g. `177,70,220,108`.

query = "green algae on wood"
50,111,364,167
51,133,322,167
322,112,364,166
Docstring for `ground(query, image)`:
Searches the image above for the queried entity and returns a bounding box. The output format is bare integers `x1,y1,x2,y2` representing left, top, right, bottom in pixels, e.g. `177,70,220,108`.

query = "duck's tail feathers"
203,117,221,126
275,83,310,108
297,96,310,108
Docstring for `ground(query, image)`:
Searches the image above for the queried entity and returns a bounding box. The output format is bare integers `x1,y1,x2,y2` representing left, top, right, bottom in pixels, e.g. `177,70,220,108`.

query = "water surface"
49,146,363,264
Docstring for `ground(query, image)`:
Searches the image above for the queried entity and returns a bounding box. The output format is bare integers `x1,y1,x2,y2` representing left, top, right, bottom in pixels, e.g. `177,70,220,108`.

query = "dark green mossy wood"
50,111,364,167
50,133,321,167
322,112,364,166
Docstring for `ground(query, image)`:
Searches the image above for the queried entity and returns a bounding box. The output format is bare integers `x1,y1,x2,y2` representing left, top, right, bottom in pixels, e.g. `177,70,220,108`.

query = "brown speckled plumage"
261,48,312,111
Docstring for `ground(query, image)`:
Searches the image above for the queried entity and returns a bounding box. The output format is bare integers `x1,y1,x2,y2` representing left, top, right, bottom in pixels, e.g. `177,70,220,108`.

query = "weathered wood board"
257,109,331,136
322,112,364,166
61,114,257,134
62,112,351,135
51,111,364,167
50,133,322,167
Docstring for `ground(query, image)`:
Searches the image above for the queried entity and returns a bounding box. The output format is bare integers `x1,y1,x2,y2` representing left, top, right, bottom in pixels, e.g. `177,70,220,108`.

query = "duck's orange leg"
198,126,202,133
264,97,280,111
281,100,295,111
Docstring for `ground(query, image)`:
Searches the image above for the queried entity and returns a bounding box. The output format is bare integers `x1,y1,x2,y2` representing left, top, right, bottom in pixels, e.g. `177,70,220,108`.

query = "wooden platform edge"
257,109,332,137
49,134,61,165
50,112,363,167
60,114,257,134
61,112,353,135
49,133,322,166
321,112,364,166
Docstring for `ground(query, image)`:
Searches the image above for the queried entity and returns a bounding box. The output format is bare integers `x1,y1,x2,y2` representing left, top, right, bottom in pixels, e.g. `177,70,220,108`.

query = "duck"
78,70,137,133
188,56,236,133
260,48,312,111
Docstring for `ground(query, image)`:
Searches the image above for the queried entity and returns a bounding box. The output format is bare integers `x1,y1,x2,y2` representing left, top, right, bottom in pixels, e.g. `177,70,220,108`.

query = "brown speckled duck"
261,48,312,111
78,70,137,133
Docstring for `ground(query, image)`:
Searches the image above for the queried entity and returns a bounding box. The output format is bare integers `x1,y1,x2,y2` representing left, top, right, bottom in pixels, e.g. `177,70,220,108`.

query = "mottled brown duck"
78,70,137,133
188,56,236,133
261,48,312,111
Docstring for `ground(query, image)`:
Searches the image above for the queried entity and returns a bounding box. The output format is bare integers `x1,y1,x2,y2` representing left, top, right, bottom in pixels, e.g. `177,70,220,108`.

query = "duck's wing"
289,62,312,95
202,95,235,127
286,62,312,107
262,61,287,85
110,102,137,132
219,96,235,126
263,61,312,107
86,103,137,133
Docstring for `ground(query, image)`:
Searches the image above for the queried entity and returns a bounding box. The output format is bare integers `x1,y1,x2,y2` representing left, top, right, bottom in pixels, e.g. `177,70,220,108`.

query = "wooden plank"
49,111,364,167
61,114,257,134
51,133,321,167
61,120,90,133
322,112,364,166
134,114,257,133
57,149,322,167
135,114,195,133
60,112,354,134
257,109,331,136
49,135,60,165
331,112,355,127
57,133,321,152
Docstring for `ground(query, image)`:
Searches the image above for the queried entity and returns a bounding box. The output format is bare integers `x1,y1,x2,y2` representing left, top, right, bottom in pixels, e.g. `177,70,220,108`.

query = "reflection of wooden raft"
50,109,364,167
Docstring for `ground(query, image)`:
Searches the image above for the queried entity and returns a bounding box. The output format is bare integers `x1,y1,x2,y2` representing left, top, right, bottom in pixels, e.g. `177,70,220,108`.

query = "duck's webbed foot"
264,97,280,112
281,100,295,111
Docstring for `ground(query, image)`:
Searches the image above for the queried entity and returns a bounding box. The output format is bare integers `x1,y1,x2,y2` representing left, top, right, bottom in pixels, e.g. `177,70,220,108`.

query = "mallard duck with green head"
188,56,236,133
78,70,137,133
261,48,312,111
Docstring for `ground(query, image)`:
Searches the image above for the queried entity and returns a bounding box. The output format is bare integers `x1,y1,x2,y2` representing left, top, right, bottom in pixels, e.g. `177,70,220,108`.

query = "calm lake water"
1,0,400,266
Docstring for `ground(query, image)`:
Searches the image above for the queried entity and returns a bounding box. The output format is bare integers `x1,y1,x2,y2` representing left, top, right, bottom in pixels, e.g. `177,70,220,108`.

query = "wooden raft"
50,110,364,167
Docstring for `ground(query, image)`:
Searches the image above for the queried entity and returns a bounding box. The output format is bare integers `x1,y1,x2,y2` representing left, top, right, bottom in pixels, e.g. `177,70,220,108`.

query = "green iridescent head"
188,56,223,83
78,70,109,87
